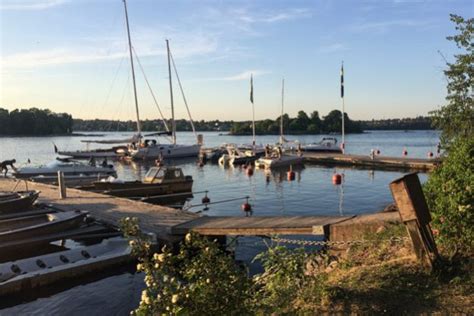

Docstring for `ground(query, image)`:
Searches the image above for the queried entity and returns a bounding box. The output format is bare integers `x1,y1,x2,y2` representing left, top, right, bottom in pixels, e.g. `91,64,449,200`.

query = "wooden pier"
301,153,439,172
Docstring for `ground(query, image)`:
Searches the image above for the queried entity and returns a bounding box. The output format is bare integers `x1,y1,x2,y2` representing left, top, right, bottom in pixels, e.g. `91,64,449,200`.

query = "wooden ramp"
301,153,439,171
171,215,354,236
0,178,199,243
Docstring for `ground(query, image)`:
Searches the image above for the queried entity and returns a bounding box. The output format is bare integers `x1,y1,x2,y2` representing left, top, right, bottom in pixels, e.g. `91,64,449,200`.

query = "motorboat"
80,166,193,200
0,237,132,296
255,146,304,169
302,137,342,153
58,145,128,159
13,158,117,179
0,210,87,242
218,145,258,166
0,191,40,214
29,174,111,187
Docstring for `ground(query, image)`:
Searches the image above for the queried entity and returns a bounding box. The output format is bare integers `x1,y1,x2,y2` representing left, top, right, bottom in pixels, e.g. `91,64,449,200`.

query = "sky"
0,0,472,121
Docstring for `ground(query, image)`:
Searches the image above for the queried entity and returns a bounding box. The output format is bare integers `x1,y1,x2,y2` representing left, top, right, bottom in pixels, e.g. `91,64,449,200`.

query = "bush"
424,137,474,257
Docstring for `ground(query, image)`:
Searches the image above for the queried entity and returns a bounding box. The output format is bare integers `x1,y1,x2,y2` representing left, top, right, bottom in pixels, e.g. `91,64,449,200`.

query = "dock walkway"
0,178,198,243
301,153,439,171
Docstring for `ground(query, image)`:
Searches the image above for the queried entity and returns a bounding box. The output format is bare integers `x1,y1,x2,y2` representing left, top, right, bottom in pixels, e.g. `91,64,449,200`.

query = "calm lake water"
0,130,439,315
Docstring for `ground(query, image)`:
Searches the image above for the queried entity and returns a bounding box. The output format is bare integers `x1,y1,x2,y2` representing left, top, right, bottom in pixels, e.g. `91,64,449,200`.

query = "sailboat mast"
166,39,176,145
341,61,345,153
280,78,285,144
123,0,141,136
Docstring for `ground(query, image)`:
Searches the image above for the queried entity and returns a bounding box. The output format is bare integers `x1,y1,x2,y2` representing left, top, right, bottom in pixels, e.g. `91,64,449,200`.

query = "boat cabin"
143,167,190,184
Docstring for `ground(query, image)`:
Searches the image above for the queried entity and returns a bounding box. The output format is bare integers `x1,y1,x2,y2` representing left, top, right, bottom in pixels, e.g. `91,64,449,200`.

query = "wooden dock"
301,153,439,171
0,178,198,243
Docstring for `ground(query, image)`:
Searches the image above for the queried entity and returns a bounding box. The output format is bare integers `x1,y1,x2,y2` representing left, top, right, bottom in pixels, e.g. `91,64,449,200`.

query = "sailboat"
128,40,200,160
256,79,304,169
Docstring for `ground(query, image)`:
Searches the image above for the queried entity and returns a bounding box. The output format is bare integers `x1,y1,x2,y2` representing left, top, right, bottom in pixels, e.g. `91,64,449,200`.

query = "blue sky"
0,0,472,121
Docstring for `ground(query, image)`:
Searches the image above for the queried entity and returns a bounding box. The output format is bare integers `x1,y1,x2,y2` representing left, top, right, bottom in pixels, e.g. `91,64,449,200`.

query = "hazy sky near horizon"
0,0,472,121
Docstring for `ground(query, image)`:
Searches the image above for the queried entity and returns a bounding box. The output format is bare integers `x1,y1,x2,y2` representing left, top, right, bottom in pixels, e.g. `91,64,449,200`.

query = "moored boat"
80,166,193,200
302,137,342,153
13,158,117,179
0,237,132,296
0,191,40,214
0,211,87,242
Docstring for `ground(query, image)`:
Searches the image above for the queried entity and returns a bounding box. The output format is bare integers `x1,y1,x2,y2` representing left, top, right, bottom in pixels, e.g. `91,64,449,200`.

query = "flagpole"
250,74,256,151
341,61,345,154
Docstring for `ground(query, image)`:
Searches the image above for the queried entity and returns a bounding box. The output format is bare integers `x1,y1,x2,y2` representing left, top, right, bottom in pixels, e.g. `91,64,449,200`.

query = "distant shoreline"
0,133,104,138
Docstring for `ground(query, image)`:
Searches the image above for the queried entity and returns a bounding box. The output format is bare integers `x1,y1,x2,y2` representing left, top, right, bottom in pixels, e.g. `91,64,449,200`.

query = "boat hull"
0,191,40,215
131,144,200,160
256,156,304,169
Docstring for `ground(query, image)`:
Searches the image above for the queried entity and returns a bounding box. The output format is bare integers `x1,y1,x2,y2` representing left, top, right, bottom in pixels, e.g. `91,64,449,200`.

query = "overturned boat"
0,191,40,214
80,166,193,200
0,211,87,243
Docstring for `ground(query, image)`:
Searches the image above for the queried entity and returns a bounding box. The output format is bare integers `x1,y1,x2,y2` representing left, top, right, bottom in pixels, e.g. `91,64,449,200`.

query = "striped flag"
250,74,254,104
340,63,344,98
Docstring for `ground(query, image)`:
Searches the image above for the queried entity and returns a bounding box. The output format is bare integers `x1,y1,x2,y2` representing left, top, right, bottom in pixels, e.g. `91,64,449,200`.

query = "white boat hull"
256,155,304,169
131,144,200,160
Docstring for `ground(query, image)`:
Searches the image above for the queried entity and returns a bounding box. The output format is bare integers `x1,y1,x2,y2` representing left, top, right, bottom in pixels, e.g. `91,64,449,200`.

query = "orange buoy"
202,195,210,204
246,167,254,176
287,170,295,181
332,173,342,185
241,201,252,212
428,151,434,158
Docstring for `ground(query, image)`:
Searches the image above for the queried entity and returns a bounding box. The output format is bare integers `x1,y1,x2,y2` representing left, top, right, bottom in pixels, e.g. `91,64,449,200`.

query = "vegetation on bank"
0,108,73,136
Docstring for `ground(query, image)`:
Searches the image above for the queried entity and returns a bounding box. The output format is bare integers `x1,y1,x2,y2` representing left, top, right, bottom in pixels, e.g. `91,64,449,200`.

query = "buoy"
402,148,408,156
332,173,342,185
287,170,295,181
428,151,434,158
246,167,254,176
241,198,252,213
201,193,210,204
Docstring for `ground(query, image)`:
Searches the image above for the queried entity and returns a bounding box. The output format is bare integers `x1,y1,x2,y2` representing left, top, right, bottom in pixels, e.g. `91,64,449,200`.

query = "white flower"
185,233,192,243
171,294,179,304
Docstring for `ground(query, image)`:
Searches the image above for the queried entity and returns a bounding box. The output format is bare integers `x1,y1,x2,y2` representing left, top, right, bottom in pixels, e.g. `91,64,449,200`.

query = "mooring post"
390,173,439,269
58,171,67,199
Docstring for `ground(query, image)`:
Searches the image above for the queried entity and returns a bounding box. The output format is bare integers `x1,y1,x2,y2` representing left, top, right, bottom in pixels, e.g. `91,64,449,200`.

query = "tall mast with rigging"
166,39,177,145
280,78,285,144
122,0,141,136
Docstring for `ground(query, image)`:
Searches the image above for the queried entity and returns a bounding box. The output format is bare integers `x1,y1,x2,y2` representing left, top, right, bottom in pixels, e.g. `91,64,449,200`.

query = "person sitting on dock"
0,159,16,176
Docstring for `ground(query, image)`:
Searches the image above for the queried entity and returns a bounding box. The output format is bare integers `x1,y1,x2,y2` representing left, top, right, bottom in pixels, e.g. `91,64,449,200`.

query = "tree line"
0,108,73,136
230,110,362,135
358,116,433,130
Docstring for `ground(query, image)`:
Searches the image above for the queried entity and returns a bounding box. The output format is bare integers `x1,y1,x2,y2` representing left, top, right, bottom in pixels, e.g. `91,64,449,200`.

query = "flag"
250,74,254,104
340,63,344,98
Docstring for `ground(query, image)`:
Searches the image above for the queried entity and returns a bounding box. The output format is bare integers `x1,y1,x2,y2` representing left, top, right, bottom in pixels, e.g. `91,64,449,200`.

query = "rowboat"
0,191,40,214
0,237,132,296
0,211,87,242
80,166,193,200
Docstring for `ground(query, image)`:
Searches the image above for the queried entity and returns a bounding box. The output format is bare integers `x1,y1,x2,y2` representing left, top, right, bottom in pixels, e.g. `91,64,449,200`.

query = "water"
0,130,439,315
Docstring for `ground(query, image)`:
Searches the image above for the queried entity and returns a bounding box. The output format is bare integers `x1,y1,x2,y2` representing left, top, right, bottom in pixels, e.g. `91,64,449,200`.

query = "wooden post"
390,173,438,268
58,171,67,199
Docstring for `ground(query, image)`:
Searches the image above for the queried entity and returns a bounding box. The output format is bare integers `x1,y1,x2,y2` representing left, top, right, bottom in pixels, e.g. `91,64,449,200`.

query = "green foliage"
424,137,474,257
0,107,73,135
121,218,253,315
431,14,474,145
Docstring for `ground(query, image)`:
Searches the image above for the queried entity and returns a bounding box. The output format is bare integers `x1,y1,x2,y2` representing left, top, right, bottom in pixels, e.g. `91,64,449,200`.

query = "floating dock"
301,153,439,171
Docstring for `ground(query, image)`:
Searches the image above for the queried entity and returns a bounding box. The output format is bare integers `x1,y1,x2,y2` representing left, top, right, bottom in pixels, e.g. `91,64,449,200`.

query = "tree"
431,14,474,145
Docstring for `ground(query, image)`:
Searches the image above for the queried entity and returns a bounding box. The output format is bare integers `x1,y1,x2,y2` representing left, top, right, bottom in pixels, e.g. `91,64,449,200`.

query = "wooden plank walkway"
171,215,354,236
301,153,439,171
0,178,199,243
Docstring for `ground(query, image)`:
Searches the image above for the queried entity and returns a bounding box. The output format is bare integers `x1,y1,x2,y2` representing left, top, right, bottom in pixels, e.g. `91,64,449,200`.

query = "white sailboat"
129,39,200,160
256,79,304,169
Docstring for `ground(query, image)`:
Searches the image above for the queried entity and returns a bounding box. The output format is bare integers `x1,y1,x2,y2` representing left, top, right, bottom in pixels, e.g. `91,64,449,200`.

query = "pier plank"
0,178,199,242
171,215,355,236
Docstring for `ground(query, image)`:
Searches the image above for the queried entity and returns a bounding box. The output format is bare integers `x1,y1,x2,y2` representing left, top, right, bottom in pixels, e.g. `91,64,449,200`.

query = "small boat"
255,146,304,169
29,174,111,187
218,145,258,166
0,211,87,242
302,137,342,153
0,237,132,296
0,191,40,214
80,166,193,200
58,145,128,159
13,158,117,179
